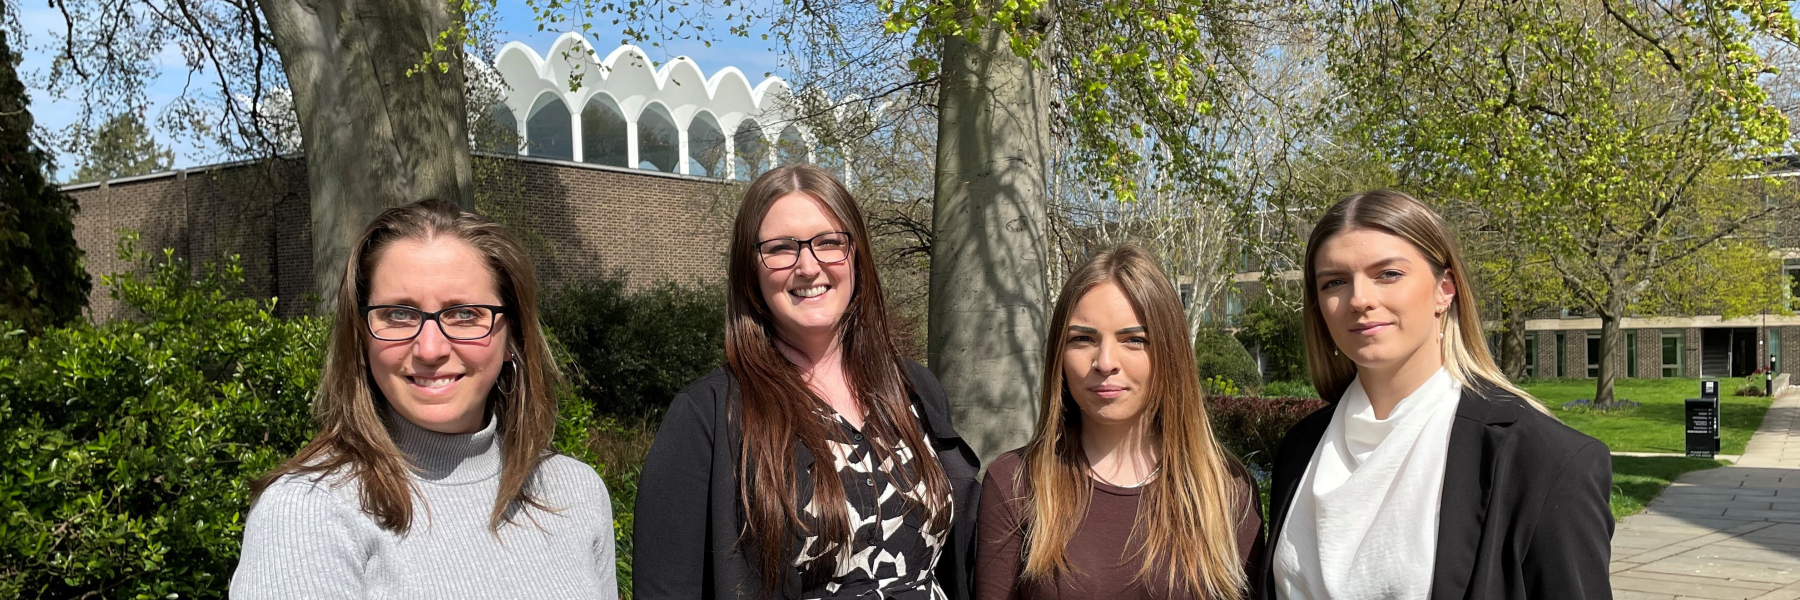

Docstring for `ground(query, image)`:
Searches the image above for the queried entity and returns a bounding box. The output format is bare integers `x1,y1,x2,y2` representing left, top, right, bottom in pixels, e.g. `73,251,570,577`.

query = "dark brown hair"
251,199,563,532
1302,190,1545,412
727,165,951,592
1019,245,1248,598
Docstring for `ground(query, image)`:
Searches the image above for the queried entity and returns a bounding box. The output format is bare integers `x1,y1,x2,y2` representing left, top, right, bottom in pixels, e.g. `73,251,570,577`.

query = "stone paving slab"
1612,386,1800,597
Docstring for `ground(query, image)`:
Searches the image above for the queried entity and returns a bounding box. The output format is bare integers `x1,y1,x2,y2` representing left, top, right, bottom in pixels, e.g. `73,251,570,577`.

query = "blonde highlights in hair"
1018,245,1249,599
1301,190,1547,413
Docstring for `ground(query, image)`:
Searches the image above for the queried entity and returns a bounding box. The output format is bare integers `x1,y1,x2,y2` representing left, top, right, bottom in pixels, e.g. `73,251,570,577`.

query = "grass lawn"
1521,377,1772,455
1609,456,1728,520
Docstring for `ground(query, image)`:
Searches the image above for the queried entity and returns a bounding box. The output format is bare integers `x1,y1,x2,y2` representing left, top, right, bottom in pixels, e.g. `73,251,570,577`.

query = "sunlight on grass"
1520,378,1772,455
1609,456,1728,520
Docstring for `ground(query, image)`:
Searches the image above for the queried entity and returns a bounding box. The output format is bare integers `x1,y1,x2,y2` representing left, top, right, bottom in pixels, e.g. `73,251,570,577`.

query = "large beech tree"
30,0,474,307
1330,0,1800,406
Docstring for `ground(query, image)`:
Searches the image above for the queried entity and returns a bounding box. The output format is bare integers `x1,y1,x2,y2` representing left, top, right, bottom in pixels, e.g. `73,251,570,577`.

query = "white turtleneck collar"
1273,368,1462,600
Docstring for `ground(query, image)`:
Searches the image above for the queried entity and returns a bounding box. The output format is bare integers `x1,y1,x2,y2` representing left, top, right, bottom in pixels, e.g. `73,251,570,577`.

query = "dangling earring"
1332,348,1340,357
497,359,518,396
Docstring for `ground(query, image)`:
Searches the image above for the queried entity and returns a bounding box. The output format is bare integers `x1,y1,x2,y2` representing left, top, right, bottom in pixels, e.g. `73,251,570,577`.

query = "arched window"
777,125,808,167
478,104,520,155
687,112,727,178
733,119,769,180
526,95,573,161
637,104,680,172
581,95,629,167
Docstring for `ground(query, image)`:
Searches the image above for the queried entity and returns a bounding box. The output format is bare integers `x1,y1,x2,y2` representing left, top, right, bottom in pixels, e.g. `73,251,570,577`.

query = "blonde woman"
976,245,1263,600
1267,190,1611,599
232,200,616,598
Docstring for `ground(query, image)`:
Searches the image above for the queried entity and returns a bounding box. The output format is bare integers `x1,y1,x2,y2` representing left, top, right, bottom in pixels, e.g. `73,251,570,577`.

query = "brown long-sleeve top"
975,450,1266,600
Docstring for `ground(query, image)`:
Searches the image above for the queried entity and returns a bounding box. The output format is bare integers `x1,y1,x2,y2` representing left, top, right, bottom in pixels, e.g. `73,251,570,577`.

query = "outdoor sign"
1687,380,1721,458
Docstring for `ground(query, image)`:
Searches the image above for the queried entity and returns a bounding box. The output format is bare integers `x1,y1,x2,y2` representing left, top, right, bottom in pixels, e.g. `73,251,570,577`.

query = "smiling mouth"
1351,322,1391,334
408,375,463,389
791,285,829,299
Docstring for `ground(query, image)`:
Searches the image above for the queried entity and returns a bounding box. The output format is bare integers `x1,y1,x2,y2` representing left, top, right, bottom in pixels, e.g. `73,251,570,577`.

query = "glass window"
526,96,573,161
733,119,769,180
777,125,808,166
1525,337,1538,379
1555,332,1566,378
1627,331,1638,378
637,104,680,172
1586,332,1601,378
1662,331,1683,378
687,112,727,178
580,96,629,167
478,104,520,155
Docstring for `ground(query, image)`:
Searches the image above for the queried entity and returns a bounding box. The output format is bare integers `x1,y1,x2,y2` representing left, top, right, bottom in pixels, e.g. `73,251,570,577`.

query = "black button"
852,433,864,442
866,477,875,486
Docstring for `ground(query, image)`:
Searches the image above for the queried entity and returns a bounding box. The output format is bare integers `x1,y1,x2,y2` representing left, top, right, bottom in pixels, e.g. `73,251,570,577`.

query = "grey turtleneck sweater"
230,414,617,599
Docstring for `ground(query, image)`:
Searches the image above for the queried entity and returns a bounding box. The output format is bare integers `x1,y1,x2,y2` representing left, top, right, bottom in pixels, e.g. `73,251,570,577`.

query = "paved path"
1610,386,1800,599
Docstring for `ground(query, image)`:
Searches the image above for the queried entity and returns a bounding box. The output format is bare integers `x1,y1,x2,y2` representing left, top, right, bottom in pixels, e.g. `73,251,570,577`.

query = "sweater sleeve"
589,471,621,600
230,476,367,599
1524,438,1614,599
631,390,718,600
974,455,1026,600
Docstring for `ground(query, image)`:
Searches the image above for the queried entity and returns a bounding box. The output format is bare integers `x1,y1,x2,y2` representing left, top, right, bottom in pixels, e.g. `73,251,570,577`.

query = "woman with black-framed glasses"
232,200,618,599
634,165,981,600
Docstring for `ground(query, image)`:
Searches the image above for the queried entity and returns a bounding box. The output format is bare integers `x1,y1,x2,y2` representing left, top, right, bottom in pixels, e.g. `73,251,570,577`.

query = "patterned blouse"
793,408,953,600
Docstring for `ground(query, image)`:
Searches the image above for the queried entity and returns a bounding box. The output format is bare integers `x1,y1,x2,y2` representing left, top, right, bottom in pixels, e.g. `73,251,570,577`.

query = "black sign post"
1687,380,1721,458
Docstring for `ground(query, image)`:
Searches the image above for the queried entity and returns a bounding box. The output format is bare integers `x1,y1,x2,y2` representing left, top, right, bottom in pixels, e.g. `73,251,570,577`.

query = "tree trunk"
259,0,476,311
1595,294,1625,407
1500,306,1527,380
929,23,1054,464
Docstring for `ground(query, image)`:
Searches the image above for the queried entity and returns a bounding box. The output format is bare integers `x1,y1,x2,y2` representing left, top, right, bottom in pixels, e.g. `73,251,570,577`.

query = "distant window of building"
637,104,680,172
526,96,573,161
1525,337,1537,379
1555,332,1566,378
1586,332,1601,378
580,95,629,167
1626,331,1638,378
1662,331,1684,378
687,112,727,178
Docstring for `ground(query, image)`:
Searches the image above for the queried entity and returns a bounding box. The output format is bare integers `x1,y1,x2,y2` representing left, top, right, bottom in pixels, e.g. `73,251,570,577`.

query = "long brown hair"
727,165,951,593
1301,190,1546,412
1018,245,1249,599
252,199,563,532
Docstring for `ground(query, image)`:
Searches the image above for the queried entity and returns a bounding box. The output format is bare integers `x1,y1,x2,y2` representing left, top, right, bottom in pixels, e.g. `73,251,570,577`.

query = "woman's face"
1062,282,1156,428
1312,228,1455,374
756,193,856,347
365,238,510,435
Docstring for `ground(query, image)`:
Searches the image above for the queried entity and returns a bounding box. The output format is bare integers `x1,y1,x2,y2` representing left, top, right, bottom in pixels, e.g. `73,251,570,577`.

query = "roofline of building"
58,151,736,193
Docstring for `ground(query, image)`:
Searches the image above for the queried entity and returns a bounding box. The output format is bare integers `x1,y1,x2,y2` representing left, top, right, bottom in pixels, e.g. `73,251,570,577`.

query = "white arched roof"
492,33,798,140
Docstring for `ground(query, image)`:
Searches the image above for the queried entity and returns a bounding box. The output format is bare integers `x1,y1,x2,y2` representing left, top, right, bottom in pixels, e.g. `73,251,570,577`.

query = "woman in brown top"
976,246,1264,600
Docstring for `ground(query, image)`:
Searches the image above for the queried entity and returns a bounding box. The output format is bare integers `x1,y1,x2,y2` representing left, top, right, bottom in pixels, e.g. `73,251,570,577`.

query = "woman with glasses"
1266,190,1611,599
634,165,981,600
976,246,1262,600
232,200,617,599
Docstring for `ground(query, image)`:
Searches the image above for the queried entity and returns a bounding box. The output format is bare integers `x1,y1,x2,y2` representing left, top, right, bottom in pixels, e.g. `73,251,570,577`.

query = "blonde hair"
1301,190,1547,413
1018,245,1249,599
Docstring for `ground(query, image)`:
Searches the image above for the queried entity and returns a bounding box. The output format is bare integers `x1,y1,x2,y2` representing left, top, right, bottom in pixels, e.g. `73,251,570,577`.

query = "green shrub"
0,242,617,599
542,274,726,419
1234,295,1307,383
1207,395,1328,473
0,246,325,598
1261,380,1320,399
1195,327,1263,394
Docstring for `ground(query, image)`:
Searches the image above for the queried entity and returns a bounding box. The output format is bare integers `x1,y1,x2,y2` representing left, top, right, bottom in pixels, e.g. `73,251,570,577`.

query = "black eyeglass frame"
754,231,855,269
360,304,511,342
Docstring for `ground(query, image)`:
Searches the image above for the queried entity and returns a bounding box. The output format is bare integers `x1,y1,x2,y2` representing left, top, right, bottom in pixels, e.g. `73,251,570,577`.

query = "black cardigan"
1264,384,1614,600
632,359,982,600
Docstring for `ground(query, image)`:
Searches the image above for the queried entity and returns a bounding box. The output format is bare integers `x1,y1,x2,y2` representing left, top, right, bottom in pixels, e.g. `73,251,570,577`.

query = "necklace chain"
1089,462,1162,488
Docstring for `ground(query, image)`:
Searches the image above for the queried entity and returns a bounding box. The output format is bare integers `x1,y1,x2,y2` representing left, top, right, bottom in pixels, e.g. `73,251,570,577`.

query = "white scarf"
1272,368,1461,600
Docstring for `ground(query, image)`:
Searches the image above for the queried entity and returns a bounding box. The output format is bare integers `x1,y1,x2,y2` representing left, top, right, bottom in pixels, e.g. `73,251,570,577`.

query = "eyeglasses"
756,232,853,269
362,304,508,342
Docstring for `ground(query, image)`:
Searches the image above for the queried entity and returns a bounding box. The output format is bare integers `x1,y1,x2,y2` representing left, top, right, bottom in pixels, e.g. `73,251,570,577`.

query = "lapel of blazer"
1430,386,1519,600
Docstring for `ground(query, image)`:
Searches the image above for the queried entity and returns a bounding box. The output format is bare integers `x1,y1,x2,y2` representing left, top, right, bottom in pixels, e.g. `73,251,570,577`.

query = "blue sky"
14,2,786,182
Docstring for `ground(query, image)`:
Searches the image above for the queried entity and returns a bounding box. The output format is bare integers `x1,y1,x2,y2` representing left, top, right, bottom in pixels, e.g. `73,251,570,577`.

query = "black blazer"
632,359,982,600
1264,384,1614,600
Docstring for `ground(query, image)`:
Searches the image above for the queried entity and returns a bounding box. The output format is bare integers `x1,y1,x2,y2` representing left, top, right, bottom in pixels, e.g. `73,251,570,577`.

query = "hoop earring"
497,359,518,396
